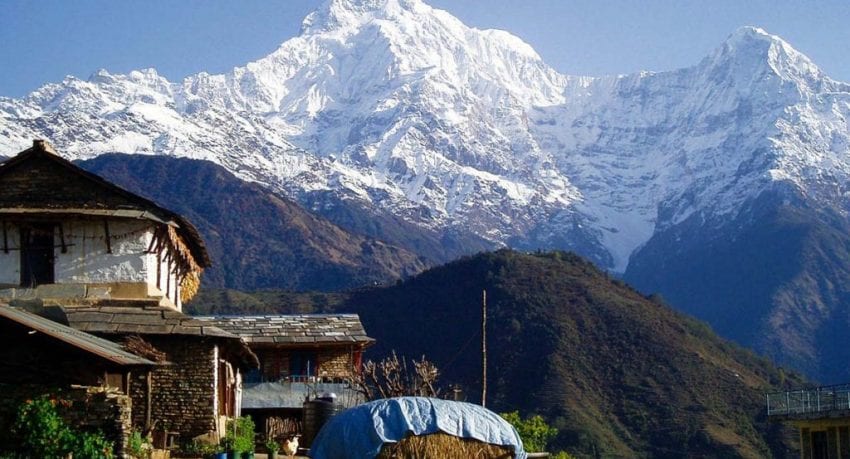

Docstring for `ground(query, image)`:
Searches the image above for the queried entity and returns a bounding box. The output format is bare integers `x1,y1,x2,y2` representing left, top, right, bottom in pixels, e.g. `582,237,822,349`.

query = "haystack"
309,397,525,459
376,431,514,458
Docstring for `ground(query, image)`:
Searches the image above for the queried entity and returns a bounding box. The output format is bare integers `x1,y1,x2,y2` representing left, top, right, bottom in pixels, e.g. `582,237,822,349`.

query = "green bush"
500,411,557,452
12,396,73,457
128,430,152,458
70,431,114,459
225,416,256,453
265,438,280,453
10,395,114,458
181,439,219,456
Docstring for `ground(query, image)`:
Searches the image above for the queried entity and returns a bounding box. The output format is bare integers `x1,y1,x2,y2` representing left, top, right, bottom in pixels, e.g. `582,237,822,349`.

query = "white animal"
283,435,300,457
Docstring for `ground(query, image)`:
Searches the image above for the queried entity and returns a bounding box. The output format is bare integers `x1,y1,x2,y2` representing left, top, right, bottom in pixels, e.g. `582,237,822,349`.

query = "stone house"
0,140,258,450
194,314,374,442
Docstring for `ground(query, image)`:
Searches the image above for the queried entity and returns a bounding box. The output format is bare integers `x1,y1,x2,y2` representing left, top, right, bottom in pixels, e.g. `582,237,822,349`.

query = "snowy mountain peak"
2,3,850,274
301,0,426,34
709,25,824,86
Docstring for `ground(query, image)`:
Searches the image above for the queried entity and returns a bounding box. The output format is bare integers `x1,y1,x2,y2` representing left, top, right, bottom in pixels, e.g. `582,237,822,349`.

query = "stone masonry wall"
64,386,133,458
318,347,355,380
129,337,217,440
257,347,355,381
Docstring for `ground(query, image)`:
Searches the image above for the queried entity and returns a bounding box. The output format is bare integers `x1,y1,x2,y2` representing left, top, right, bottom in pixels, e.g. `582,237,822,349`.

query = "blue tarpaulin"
309,396,526,459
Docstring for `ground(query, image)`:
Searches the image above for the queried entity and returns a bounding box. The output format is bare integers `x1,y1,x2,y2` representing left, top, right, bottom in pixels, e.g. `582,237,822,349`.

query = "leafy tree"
500,411,557,452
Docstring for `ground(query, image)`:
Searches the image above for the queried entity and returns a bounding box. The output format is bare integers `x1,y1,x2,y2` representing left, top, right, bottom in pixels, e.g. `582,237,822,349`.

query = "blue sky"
2,0,850,97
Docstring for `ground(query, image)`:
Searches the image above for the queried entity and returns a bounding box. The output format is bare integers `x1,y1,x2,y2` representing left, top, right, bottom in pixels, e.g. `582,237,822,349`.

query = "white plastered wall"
55,220,151,283
0,227,20,285
0,219,182,308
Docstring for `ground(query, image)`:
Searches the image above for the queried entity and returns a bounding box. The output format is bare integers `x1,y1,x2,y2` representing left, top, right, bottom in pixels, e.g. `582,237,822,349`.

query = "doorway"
20,224,55,287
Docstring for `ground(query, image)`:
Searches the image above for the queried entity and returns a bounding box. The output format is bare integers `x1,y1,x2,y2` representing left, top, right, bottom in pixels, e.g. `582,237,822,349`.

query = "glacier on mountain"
2,0,850,273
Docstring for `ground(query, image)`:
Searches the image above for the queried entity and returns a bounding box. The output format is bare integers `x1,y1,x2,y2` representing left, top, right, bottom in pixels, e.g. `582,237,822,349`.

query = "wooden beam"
165,259,171,299
103,220,112,254
146,370,152,431
58,223,67,254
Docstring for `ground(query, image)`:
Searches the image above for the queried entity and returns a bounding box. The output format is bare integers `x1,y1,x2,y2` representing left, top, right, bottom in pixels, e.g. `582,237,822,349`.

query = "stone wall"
64,386,133,458
256,346,357,382
129,336,217,440
318,347,356,380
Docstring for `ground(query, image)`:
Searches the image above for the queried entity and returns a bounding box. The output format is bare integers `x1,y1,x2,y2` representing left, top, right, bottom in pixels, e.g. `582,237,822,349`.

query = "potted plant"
265,438,280,459
199,442,225,459
227,416,255,459
219,437,235,459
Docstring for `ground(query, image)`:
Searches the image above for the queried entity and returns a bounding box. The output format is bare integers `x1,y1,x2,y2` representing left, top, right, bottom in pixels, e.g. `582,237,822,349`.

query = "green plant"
226,416,256,452
500,411,557,452
128,430,152,458
70,431,114,459
181,438,221,455
10,395,114,458
220,436,234,452
265,438,280,453
12,396,74,457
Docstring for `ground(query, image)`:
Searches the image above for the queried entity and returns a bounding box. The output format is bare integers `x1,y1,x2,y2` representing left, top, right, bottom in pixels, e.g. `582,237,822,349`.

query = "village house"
194,314,374,446
0,140,258,453
767,384,850,458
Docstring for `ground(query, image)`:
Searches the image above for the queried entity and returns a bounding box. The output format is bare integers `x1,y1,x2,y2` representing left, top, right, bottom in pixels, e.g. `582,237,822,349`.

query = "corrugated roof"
0,305,156,366
193,314,375,345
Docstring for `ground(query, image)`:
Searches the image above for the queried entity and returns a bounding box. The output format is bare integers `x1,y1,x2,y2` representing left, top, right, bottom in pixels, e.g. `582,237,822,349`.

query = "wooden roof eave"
244,339,375,350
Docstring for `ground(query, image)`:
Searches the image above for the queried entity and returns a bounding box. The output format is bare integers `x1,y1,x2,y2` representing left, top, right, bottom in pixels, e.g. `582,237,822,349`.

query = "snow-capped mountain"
0,0,850,380
4,0,849,275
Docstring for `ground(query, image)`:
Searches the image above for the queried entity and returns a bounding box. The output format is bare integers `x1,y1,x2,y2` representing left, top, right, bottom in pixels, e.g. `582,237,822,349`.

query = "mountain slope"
189,250,802,457
79,154,427,290
625,187,850,382
3,1,850,381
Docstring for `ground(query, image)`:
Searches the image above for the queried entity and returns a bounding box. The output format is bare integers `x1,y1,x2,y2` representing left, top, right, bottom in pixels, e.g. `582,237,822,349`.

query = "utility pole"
482,289,487,407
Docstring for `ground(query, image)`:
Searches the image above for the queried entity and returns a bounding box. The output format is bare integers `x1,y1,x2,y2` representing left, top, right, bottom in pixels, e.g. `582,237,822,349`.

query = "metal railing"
242,380,365,409
766,384,850,416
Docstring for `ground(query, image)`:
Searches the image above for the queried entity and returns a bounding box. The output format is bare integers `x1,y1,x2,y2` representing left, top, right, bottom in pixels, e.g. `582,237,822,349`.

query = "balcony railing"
242,380,364,410
766,384,850,417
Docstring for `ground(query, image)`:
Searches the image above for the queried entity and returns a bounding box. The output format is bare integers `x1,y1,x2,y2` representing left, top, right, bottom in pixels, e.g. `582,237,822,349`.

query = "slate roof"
0,305,157,367
62,303,239,338
54,301,260,368
193,314,375,345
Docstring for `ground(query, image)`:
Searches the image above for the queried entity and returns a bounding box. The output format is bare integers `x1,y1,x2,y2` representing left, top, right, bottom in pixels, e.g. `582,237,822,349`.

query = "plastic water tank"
302,396,340,447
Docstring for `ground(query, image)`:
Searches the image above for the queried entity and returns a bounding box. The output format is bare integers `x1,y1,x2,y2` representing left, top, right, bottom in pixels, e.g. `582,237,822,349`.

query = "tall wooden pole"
482,289,487,407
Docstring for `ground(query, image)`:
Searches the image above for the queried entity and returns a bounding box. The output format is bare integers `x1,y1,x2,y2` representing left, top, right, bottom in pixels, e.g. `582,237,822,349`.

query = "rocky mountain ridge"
4,0,850,381
5,2,849,272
